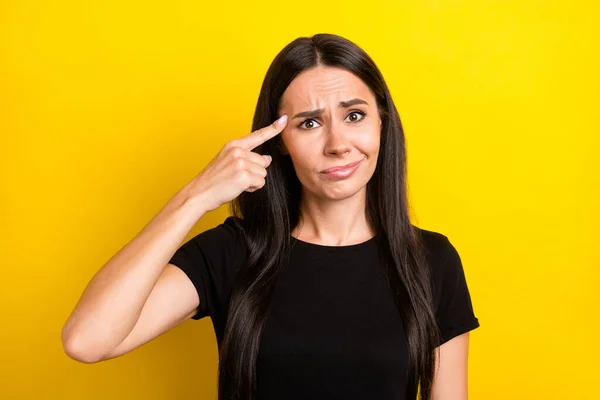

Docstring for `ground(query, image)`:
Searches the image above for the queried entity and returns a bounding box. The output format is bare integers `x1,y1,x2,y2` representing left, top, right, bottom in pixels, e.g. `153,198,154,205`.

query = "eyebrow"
292,98,369,119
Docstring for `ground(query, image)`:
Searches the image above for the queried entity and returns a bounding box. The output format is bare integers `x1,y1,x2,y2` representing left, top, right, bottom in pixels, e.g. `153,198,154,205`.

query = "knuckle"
234,157,246,169
230,147,244,158
254,129,265,140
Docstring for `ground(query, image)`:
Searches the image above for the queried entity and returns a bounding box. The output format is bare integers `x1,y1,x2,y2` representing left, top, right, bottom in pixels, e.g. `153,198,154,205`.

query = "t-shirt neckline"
290,235,377,250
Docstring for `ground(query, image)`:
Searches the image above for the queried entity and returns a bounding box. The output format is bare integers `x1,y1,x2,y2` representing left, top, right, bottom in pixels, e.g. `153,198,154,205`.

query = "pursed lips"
321,158,364,173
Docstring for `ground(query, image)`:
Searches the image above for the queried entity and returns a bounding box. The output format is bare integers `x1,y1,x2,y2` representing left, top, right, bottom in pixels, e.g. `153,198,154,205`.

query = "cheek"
283,136,315,170
358,127,381,154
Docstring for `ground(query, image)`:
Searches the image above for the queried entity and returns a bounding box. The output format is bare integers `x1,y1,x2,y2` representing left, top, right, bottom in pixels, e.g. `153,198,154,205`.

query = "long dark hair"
221,33,441,400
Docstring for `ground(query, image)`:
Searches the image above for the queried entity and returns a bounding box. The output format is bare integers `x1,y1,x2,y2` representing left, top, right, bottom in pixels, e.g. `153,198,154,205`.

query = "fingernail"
277,115,288,125
267,155,272,162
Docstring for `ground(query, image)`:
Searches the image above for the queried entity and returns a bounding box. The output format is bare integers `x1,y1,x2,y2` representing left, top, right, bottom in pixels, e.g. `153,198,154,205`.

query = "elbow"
61,327,104,364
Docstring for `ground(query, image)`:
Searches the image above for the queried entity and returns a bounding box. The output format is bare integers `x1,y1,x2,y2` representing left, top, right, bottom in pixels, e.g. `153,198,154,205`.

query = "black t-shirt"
169,216,480,399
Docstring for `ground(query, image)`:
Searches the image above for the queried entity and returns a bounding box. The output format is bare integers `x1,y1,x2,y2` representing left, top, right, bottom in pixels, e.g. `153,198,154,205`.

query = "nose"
324,119,351,156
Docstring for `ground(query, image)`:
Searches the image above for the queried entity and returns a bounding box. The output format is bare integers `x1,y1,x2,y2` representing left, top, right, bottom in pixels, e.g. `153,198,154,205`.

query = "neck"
291,186,375,246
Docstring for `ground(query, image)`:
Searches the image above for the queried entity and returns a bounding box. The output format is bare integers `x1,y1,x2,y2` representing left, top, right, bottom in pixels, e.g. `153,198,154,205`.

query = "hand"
187,114,288,213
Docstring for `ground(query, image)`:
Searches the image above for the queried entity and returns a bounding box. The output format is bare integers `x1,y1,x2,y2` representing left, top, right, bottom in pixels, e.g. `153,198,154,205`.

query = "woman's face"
278,66,381,201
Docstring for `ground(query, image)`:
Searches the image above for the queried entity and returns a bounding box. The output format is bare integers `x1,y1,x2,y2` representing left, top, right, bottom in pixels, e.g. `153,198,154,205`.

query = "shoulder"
413,225,480,344
209,215,245,237
412,225,466,299
418,228,479,343
169,215,248,319
171,215,248,281
413,225,457,267
189,215,246,250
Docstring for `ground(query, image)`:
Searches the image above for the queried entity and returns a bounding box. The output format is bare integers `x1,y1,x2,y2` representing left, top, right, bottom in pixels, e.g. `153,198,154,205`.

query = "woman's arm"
431,332,471,400
61,188,207,363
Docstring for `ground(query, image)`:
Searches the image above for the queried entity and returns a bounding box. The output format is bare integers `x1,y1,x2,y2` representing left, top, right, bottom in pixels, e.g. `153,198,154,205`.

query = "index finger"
240,114,288,151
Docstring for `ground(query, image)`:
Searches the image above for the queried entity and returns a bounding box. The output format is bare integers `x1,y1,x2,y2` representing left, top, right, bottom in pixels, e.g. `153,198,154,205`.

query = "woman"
62,33,480,400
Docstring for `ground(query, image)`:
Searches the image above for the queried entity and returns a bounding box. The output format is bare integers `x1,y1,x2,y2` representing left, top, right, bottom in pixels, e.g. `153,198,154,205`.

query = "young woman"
62,33,480,400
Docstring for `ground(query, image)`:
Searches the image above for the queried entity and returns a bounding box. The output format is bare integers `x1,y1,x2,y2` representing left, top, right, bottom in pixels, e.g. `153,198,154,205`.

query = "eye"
298,118,321,130
345,110,365,123
297,111,366,130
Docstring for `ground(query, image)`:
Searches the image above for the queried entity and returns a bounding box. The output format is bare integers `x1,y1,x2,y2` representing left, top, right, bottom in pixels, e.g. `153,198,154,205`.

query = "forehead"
280,66,374,109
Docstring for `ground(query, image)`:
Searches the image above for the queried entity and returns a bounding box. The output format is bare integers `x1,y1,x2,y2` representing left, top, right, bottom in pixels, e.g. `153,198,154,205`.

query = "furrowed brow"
292,98,368,119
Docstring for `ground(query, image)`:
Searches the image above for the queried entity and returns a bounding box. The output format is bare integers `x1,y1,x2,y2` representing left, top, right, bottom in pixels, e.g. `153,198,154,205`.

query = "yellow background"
1,0,598,398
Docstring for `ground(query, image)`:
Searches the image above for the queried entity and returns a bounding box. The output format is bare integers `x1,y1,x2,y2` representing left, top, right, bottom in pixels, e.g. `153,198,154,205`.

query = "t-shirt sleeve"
168,216,247,320
432,236,480,346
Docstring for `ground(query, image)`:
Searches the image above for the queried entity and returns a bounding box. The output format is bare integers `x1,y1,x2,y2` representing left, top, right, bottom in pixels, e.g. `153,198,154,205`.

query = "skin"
432,333,470,399
278,65,471,399
278,66,381,246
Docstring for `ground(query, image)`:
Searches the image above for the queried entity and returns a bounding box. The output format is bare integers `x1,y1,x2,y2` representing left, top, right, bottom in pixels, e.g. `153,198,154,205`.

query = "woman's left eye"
345,111,365,123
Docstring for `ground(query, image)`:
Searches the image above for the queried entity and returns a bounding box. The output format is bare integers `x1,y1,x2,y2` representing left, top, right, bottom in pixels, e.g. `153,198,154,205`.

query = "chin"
318,179,369,200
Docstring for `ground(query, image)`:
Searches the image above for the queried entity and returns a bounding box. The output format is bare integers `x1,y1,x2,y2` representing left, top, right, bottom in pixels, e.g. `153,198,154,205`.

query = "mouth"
321,159,364,174
320,158,365,179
